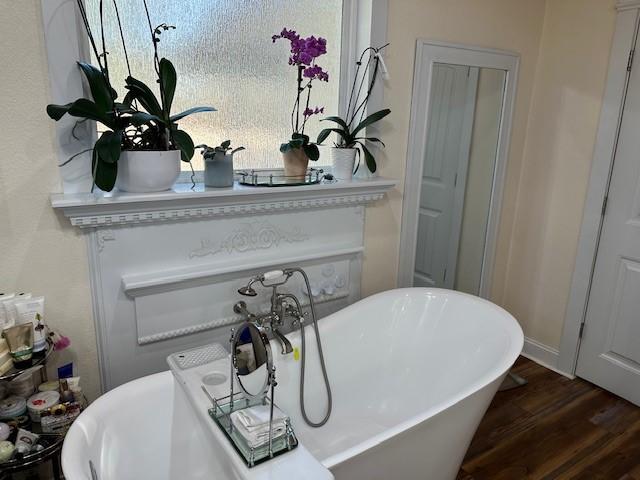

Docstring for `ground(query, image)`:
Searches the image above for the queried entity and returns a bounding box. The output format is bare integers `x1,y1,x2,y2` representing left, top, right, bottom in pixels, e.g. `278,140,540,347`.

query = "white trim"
397,40,519,298
617,1,640,12
559,8,640,374
521,337,573,379
51,177,395,228
122,246,364,296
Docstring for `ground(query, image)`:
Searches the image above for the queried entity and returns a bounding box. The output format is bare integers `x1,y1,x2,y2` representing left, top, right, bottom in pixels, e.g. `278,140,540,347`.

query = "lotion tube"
3,293,31,328
0,294,15,329
14,297,46,353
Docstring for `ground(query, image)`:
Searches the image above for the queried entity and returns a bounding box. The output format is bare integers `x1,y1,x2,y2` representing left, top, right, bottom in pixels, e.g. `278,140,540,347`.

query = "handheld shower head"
237,285,258,297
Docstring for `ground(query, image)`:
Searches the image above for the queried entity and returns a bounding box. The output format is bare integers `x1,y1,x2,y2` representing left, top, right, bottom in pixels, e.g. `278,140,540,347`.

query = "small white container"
27,391,60,422
330,147,357,180
0,396,26,419
115,150,181,193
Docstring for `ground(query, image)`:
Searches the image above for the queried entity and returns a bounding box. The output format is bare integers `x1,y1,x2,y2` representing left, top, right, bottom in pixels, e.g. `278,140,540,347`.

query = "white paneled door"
413,64,478,288
577,40,640,405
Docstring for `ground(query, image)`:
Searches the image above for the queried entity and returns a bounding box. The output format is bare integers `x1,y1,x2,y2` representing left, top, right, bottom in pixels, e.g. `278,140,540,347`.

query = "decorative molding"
137,289,350,345
51,179,396,229
123,246,363,298
522,337,573,379
96,229,115,252
189,221,308,258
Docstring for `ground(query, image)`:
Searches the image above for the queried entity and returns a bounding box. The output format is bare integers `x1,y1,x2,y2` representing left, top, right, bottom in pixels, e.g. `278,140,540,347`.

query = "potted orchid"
46,1,215,193
272,28,329,179
317,45,391,179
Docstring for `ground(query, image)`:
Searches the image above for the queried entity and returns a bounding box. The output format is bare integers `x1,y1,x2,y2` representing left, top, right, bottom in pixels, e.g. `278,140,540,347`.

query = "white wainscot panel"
52,178,395,390
93,208,364,389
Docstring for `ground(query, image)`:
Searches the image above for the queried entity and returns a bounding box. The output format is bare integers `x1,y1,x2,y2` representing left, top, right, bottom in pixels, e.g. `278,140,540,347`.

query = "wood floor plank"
464,389,612,479
460,357,640,480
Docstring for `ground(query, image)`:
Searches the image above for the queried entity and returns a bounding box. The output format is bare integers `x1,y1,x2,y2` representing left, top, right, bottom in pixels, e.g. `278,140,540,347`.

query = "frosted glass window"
86,0,343,171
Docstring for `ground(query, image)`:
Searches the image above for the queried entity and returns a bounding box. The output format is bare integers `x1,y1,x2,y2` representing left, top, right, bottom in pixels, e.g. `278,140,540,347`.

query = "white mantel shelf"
51,177,396,228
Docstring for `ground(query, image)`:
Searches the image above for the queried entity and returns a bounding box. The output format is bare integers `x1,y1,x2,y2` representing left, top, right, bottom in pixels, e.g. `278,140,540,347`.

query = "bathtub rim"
315,287,524,469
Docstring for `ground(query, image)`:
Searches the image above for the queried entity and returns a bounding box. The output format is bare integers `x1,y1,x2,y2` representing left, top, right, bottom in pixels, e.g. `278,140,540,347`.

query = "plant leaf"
321,116,349,131
360,142,377,173
159,58,177,116
125,76,163,117
221,140,231,149
352,108,391,137
77,62,114,112
231,146,245,155
67,98,113,127
46,103,74,121
355,136,386,148
169,106,216,122
172,129,195,162
94,130,122,164
317,128,345,145
280,143,291,153
303,143,320,161
92,148,118,192
289,138,304,149
129,111,163,127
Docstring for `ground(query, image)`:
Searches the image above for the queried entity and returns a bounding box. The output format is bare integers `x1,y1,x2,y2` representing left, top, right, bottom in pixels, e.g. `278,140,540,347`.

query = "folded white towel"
230,405,289,449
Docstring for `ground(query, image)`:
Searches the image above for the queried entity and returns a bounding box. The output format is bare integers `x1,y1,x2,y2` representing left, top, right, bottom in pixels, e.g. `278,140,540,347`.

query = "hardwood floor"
458,357,640,480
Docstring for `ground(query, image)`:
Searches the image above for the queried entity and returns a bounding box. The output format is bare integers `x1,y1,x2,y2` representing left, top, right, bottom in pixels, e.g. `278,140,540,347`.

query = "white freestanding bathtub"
63,288,523,480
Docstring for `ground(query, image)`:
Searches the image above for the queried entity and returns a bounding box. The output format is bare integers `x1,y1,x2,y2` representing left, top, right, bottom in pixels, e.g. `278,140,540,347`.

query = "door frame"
559,3,640,375
398,40,519,298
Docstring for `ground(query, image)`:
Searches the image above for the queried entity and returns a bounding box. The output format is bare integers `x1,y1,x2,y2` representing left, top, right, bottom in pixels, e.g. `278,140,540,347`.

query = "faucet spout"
272,328,293,355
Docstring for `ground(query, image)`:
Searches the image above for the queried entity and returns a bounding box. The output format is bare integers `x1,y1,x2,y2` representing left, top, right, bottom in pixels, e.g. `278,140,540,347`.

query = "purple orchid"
273,27,329,141
303,106,325,117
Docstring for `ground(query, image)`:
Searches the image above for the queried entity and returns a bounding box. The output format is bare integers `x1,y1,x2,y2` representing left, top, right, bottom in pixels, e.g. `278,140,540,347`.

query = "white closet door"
413,64,477,288
577,36,640,405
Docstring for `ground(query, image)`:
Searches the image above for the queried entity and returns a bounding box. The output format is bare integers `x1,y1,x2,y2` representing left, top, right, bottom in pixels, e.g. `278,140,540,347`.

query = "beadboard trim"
51,178,395,228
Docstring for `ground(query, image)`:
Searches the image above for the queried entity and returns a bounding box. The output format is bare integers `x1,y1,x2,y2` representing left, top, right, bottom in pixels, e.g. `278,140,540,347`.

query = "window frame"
42,0,387,194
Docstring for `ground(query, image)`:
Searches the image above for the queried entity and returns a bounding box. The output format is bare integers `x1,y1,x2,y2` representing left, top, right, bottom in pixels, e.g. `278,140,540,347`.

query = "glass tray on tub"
208,393,298,468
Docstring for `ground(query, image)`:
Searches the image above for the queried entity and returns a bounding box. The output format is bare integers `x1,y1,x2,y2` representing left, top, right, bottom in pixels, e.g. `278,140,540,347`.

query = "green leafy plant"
279,133,319,161
45,1,215,192
196,140,245,159
316,45,391,173
317,109,390,173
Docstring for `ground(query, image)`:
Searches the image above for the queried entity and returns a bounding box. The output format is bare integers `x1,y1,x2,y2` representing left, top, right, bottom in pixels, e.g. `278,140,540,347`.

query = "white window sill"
51,177,396,228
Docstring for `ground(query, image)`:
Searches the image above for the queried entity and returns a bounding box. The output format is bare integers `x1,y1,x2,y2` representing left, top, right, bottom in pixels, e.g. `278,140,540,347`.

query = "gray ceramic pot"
204,152,234,188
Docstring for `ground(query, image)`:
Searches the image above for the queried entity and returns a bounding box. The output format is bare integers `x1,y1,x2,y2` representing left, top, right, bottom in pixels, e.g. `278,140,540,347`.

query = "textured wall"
0,1,100,399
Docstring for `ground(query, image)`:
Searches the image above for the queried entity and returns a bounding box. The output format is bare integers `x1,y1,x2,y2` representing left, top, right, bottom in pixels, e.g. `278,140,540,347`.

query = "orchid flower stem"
99,0,109,84
112,0,132,78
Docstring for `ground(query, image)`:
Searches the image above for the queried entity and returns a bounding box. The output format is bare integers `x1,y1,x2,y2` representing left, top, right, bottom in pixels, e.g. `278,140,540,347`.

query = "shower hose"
286,268,333,428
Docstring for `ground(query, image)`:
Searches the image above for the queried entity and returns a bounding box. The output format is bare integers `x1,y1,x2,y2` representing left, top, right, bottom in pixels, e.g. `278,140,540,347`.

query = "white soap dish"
167,343,229,370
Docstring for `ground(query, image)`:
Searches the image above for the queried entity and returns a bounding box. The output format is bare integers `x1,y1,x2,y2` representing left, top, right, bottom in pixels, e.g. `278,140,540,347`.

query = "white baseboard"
521,337,574,379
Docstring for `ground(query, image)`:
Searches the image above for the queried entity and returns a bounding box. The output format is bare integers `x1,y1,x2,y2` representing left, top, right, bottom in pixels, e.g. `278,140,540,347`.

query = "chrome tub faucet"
233,269,302,355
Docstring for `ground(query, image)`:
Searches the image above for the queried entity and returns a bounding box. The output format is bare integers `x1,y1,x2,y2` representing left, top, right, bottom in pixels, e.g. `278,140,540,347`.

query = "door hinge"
579,322,586,339
601,195,609,216
454,173,458,187
443,268,447,282
628,49,635,72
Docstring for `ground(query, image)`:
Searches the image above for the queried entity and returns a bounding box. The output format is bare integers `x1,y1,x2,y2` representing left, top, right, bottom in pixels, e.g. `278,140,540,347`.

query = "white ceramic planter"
330,147,357,180
116,150,181,193
204,153,234,188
